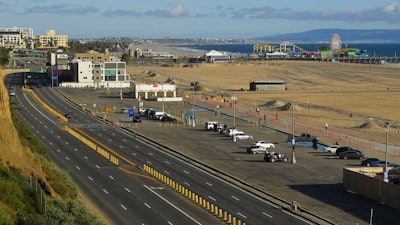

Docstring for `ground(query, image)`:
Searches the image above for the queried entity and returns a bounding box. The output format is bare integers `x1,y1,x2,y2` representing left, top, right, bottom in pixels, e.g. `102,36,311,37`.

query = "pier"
312,56,400,64
249,56,400,64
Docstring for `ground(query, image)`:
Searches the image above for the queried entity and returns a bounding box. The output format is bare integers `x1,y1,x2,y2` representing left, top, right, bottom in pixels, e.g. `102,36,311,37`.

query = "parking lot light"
291,103,296,164
384,122,389,175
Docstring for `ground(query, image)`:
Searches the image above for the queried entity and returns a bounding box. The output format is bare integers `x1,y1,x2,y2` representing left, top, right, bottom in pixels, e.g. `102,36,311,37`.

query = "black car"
339,150,366,159
361,157,380,166
132,116,141,123
264,151,288,162
335,146,359,156
161,116,178,123
64,113,71,118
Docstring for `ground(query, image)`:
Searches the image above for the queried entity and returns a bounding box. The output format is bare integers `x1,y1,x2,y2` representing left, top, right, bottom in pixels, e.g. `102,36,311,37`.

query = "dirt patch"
355,119,385,129
262,99,286,107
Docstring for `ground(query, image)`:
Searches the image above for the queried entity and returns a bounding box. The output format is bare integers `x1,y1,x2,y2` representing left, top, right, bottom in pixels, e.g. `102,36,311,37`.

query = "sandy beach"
127,60,400,148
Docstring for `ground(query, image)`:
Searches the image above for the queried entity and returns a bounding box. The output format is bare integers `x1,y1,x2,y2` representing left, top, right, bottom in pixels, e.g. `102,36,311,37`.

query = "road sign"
128,109,135,117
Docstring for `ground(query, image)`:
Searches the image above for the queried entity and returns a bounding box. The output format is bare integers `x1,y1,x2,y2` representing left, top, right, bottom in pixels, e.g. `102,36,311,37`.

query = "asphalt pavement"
57,87,399,225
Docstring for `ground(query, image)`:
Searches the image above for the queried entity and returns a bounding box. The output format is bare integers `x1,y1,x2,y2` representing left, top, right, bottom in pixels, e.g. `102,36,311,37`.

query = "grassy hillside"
0,70,106,225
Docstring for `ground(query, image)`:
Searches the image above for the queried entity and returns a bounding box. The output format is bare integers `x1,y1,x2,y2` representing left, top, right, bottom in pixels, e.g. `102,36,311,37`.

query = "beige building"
37,30,68,49
74,51,111,63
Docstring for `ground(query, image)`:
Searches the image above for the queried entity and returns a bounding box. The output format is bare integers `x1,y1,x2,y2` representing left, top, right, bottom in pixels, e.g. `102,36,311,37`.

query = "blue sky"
1,1,400,39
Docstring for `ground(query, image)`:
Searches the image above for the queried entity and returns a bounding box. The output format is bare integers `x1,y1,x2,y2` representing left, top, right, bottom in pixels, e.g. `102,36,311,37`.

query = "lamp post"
384,122,390,175
232,95,238,128
162,83,165,112
291,103,296,164
191,84,196,127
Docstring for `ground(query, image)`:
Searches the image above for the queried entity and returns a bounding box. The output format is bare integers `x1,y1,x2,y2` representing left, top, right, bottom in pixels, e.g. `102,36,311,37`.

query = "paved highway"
32,75,316,224
6,72,320,224
7,71,400,225
6,72,224,225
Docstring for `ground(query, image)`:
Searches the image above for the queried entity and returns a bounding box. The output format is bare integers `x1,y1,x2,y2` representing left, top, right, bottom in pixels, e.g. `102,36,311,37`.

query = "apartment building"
0,27,34,49
37,30,68,49
63,59,130,88
0,31,25,49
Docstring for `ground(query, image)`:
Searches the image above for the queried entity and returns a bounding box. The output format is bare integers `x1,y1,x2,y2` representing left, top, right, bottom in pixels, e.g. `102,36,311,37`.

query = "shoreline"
159,42,400,57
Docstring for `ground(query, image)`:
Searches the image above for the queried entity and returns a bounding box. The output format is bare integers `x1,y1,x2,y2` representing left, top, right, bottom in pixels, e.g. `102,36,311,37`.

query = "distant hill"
253,29,400,44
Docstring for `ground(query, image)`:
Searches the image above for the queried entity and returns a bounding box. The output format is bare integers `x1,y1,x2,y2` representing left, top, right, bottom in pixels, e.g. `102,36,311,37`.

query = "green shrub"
5,103,106,224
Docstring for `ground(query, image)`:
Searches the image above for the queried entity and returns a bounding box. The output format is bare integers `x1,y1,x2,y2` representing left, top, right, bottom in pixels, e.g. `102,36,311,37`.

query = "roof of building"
250,80,285,84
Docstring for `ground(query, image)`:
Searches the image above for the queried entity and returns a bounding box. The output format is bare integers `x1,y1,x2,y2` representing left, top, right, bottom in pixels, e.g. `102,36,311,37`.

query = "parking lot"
58,87,399,225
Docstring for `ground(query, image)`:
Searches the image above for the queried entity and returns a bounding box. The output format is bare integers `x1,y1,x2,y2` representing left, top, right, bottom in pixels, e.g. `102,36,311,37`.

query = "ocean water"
180,43,400,57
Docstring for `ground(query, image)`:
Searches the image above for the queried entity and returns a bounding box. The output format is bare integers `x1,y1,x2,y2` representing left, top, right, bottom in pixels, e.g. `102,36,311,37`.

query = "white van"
205,121,218,130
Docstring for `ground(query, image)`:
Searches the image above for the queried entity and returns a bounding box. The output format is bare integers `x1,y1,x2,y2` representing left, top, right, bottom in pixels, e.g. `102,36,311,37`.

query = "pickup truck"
287,133,319,143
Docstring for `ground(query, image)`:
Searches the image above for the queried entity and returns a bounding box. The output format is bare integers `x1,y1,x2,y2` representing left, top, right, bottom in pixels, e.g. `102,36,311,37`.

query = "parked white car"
228,129,244,137
251,141,275,149
234,133,253,140
324,145,340,154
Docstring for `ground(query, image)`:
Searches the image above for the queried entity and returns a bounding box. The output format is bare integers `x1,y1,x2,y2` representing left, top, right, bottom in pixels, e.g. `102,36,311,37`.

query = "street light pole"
162,83,165,112
232,95,237,128
291,103,296,164
385,122,389,175
192,85,195,127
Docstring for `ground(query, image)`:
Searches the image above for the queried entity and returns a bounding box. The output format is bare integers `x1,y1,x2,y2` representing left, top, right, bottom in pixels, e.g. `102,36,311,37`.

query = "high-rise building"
0,27,34,39
0,26,34,49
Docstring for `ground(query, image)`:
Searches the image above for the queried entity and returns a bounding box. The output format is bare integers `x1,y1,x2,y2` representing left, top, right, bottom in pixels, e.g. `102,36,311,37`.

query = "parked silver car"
247,146,268,154
234,133,253,141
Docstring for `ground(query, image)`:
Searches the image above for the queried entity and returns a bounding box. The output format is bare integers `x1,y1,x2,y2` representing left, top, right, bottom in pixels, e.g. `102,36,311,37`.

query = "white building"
0,27,34,49
0,31,25,49
131,83,180,101
0,27,33,39
61,60,130,88
204,50,230,63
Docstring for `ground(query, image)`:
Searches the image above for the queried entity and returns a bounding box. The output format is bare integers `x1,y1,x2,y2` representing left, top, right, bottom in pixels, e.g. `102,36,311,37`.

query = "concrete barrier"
143,163,247,224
